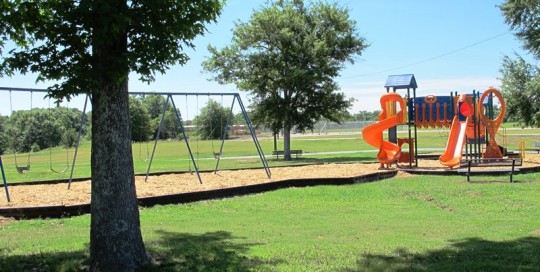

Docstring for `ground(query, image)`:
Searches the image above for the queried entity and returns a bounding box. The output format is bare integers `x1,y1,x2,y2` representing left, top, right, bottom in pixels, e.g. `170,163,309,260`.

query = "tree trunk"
283,126,292,161
89,2,149,269
90,80,149,271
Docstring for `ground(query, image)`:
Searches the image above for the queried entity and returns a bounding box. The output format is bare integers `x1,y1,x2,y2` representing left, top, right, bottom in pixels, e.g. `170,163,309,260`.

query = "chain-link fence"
258,121,411,136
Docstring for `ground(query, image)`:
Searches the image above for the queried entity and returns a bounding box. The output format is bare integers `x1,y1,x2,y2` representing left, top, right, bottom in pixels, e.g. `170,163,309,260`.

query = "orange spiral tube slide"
362,93,405,168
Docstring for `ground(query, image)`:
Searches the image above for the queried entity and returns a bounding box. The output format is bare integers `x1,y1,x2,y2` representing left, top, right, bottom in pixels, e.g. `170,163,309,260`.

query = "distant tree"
54,107,86,148
353,110,381,121
193,99,230,140
142,94,167,120
499,55,540,127
141,94,181,140
0,1,222,270
129,96,152,142
203,0,368,160
500,0,540,59
4,109,63,152
0,115,7,155
2,107,83,152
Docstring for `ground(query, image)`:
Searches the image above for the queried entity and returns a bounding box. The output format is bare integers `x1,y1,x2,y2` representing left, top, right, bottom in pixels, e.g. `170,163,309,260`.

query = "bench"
536,141,540,153
272,149,303,159
457,158,521,182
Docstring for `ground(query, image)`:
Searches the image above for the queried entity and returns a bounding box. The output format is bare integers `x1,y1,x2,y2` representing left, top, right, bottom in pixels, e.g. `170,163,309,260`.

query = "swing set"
0,88,271,203
140,92,271,184
1,87,89,198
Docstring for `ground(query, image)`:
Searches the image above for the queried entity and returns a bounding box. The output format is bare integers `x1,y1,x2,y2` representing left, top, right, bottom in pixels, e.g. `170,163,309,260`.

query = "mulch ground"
1,154,539,208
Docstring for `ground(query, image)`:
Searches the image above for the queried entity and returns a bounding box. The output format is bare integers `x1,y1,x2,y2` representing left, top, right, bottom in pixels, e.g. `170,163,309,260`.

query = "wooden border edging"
0,171,397,219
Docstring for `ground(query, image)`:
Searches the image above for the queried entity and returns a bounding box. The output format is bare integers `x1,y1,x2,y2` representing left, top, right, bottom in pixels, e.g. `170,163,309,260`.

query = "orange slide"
362,93,404,168
439,94,472,168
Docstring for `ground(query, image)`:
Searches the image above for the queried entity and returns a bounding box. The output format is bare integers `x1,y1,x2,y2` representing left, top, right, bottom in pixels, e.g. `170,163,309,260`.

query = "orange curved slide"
362,93,404,167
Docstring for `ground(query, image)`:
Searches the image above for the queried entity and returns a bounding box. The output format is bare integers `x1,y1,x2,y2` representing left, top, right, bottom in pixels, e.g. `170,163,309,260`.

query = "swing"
48,98,70,174
186,95,192,173
211,96,224,159
138,141,150,162
10,90,32,174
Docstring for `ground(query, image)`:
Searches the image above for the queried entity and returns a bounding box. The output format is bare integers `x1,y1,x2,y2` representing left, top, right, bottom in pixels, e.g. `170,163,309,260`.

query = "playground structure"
0,87,271,203
362,74,509,169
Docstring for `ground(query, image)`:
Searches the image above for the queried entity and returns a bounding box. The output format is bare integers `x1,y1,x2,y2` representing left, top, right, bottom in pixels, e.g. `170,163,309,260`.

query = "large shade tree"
499,55,540,127
203,0,368,160
0,1,222,271
500,0,540,59
499,0,540,127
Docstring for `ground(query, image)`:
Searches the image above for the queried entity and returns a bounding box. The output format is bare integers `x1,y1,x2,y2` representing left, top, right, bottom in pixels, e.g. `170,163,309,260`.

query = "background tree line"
0,94,235,155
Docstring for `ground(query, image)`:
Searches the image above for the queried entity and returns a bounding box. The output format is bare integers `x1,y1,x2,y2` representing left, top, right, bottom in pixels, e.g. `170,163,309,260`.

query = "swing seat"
50,166,69,174
213,152,221,159
16,165,30,174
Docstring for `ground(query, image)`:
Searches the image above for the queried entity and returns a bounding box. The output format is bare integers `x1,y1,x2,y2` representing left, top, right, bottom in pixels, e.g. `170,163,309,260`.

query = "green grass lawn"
1,173,539,271
3,124,540,183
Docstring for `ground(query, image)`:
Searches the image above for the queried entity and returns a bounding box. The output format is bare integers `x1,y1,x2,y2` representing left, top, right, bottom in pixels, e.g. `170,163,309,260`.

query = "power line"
346,31,511,78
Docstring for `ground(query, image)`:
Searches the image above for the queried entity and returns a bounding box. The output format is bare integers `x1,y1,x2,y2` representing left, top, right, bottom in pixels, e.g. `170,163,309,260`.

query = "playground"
0,76,540,270
2,75,540,215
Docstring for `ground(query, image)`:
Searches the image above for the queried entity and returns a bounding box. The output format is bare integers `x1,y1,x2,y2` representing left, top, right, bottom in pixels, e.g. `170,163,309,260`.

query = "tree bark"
89,1,149,270
90,79,149,271
283,126,292,161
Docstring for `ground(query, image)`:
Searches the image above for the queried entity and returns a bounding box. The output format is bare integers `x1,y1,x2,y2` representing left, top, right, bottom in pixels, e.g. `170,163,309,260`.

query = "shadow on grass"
0,230,281,271
0,249,88,272
342,237,540,272
144,230,283,271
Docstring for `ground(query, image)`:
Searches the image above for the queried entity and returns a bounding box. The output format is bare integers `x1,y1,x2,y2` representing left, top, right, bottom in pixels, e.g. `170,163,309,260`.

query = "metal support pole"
214,96,236,174
407,88,412,169
0,155,10,203
413,88,418,167
68,94,89,189
170,95,202,184
236,95,271,178
145,95,172,182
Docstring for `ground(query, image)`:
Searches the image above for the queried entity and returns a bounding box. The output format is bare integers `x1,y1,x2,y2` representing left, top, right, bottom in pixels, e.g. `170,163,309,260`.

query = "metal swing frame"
0,155,10,203
141,92,271,184
0,88,271,198
0,87,89,192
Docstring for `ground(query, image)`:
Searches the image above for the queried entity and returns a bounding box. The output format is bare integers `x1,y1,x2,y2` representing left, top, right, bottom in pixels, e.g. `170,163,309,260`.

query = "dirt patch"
0,216,14,225
530,230,540,237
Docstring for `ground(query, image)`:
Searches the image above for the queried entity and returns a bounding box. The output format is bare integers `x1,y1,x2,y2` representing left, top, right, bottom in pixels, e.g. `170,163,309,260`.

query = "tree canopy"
499,0,540,127
499,55,540,127
193,99,230,140
203,0,367,160
129,96,152,142
500,0,540,59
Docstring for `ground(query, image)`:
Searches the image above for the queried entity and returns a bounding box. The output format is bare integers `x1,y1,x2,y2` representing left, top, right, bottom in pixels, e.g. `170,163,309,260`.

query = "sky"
0,0,537,116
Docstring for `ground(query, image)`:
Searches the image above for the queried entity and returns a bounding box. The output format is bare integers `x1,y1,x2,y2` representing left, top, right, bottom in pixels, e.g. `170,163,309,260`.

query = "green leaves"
193,99,230,140
203,0,367,134
500,0,540,59
0,0,223,98
499,54,540,127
